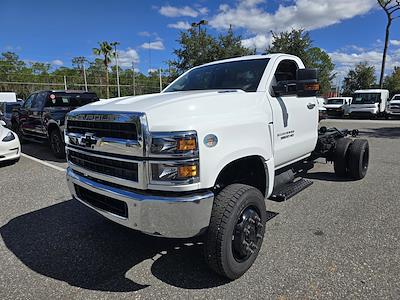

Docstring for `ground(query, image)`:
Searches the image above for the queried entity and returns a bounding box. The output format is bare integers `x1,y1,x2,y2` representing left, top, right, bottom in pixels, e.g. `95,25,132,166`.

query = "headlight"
2,131,15,142
150,161,199,184
150,131,198,157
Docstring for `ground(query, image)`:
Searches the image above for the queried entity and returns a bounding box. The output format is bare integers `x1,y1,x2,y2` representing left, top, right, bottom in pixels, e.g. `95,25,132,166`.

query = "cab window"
45,92,99,107
271,60,299,96
32,92,47,109
23,94,36,109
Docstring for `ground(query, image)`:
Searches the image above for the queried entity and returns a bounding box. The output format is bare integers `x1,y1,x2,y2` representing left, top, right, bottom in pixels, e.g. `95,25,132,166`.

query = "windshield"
164,59,269,93
392,96,400,101
352,93,381,105
45,92,99,107
327,99,344,105
5,103,21,113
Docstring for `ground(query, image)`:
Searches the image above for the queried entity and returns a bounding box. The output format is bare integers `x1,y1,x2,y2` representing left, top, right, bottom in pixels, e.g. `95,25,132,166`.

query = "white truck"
349,89,389,118
325,97,352,117
65,54,369,279
0,92,17,103
387,94,400,118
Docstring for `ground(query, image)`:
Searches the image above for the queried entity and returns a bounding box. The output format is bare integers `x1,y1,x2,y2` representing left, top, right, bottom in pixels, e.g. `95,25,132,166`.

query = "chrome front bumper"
349,108,378,114
388,109,400,115
66,168,214,238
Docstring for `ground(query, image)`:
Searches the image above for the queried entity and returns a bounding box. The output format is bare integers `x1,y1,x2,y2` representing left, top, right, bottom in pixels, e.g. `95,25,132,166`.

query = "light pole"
111,42,121,97
82,61,88,92
159,68,163,92
73,56,88,91
191,20,208,63
132,61,136,96
148,39,152,74
191,19,208,35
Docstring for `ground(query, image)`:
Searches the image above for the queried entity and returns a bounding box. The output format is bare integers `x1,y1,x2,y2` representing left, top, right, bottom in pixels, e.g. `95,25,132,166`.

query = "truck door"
29,91,47,138
19,93,36,136
268,59,319,168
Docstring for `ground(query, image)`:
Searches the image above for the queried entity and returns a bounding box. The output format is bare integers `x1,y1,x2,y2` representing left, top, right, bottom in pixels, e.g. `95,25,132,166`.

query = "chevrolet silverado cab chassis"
65,54,369,279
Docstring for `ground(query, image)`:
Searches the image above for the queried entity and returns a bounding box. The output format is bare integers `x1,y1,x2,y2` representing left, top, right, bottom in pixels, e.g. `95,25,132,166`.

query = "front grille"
75,185,128,218
67,120,137,140
69,150,138,181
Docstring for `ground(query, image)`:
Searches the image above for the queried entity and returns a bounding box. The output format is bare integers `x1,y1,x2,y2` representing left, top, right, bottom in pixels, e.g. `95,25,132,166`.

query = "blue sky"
1,0,399,77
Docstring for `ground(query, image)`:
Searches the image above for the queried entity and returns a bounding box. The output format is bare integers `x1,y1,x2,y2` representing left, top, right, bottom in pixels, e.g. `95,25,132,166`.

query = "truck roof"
32,90,96,94
198,53,300,68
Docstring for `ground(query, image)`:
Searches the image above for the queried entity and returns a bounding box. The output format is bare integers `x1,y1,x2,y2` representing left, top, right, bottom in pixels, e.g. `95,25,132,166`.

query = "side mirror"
0,120,6,126
296,68,319,97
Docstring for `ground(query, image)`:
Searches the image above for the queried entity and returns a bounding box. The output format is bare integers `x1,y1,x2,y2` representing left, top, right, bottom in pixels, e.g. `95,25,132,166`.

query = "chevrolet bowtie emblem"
81,133,98,148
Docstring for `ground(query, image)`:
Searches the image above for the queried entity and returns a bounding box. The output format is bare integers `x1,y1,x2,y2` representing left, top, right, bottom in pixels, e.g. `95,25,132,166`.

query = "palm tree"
93,41,115,98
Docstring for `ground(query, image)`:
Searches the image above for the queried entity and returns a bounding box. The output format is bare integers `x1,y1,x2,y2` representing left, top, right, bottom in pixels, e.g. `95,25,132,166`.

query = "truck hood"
72,90,265,131
389,100,400,105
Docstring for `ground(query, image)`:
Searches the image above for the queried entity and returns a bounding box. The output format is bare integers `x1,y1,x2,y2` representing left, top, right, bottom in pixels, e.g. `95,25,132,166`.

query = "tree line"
0,25,399,99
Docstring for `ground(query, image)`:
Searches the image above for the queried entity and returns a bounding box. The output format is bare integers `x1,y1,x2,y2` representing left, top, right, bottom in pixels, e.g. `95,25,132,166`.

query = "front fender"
198,121,274,192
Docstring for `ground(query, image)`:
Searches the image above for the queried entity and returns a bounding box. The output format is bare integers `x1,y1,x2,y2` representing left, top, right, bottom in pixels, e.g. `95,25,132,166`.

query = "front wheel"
12,122,27,144
204,184,266,280
49,129,66,159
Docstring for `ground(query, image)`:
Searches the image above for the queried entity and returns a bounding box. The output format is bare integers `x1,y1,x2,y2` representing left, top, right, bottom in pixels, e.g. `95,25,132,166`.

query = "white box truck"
0,92,17,103
349,89,389,118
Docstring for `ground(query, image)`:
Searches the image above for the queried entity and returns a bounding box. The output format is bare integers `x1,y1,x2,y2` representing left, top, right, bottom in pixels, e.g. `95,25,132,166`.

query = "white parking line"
21,153,66,172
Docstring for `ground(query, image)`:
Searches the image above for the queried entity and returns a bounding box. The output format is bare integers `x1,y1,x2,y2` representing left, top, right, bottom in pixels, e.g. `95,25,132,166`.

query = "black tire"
347,139,369,180
12,122,27,144
49,129,66,159
334,138,352,177
204,184,266,280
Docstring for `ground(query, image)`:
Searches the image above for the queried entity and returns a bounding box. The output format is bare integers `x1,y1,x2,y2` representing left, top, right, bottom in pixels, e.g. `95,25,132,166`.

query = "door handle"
307,103,316,109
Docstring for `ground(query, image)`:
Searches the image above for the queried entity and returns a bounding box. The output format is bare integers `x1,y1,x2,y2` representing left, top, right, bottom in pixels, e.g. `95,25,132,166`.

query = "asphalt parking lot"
0,119,399,299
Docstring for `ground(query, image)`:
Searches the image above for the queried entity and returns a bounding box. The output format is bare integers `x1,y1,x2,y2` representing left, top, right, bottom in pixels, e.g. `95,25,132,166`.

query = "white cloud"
4,45,22,52
138,31,152,37
241,34,273,50
390,40,400,46
211,0,376,49
51,59,63,66
158,5,207,18
141,40,165,50
198,7,209,15
168,21,191,30
115,48,140,68
329,49,400,77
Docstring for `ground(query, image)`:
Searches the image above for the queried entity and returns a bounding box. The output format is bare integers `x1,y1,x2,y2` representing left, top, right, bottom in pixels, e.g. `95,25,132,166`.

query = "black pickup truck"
11,90,99,158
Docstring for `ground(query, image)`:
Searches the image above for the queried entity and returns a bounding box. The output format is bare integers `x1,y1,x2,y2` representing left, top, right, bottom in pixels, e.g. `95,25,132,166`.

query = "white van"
0,92,17,103
387,94,400,117
325,97,352,117
349,89,389,118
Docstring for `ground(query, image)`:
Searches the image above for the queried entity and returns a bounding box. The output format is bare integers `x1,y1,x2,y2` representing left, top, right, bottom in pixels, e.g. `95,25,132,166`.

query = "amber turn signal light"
178,165,198,178
177,138,197,151
304,83,320,91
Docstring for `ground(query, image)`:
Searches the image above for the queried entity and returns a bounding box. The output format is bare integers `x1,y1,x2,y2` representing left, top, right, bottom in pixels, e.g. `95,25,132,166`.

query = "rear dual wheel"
347,139,369,180
204,184,266,280
334,138,369,180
